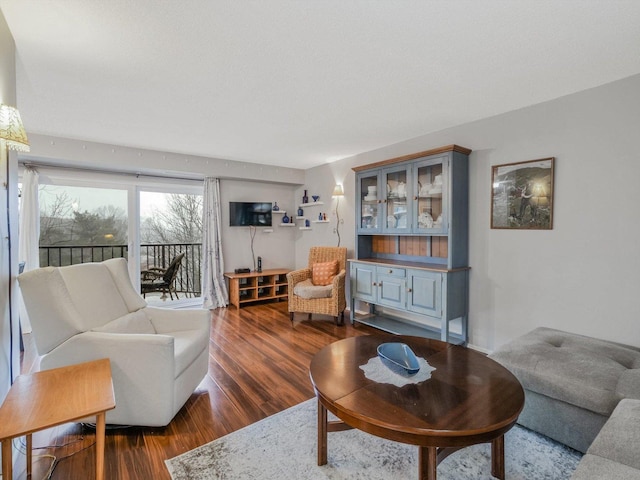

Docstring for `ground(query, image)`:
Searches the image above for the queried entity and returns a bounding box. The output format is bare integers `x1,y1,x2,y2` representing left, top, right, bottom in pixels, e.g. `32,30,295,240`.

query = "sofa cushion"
586,399,640,471
490,327,640,416
311,260,338,286
92,310,156,334
571,454,640,480
294,279,333,299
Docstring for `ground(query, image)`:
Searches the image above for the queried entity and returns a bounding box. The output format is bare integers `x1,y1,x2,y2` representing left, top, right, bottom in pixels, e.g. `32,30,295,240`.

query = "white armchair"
18,258,210,427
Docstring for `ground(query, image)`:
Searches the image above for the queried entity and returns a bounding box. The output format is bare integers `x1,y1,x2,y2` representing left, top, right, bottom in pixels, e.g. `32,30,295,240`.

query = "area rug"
166,399,582,479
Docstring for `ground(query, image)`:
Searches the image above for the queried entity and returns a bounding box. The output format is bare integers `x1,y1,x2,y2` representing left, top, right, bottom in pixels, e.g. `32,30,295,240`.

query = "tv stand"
224,268,290,309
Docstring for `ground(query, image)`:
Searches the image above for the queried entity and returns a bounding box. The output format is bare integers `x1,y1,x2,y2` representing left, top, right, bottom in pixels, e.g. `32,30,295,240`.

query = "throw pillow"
311,260,339,286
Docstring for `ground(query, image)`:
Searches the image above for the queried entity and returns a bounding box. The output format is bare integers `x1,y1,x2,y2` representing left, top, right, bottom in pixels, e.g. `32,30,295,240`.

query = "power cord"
249,225,257,271
11,435,93,480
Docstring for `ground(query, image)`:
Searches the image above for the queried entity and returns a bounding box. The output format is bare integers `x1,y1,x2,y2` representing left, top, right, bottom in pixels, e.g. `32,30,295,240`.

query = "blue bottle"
282,213,289,224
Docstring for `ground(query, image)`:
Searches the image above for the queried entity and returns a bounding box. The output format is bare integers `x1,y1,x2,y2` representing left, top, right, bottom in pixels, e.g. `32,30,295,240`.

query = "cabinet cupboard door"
357,172,382,233
383,164,411,233
413,156,448,234
407,269,442,317
377,274,406,309
350,263,376,302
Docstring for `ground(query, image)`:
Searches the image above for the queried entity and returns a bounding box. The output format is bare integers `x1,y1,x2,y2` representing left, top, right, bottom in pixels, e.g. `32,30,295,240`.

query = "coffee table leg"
317,399,328,466
491,435,505,480
95,412,106,480
419,446,437,480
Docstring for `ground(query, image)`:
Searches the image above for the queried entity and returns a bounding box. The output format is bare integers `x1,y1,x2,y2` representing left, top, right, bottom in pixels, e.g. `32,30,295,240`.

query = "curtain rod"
19,159,205,183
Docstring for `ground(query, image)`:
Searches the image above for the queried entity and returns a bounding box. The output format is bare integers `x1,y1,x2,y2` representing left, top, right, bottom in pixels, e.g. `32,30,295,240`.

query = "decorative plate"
377,343,421,376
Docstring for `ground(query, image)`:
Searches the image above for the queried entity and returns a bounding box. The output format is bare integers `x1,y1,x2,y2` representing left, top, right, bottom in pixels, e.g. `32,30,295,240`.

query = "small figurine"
323,212,327,221
318,212,323,221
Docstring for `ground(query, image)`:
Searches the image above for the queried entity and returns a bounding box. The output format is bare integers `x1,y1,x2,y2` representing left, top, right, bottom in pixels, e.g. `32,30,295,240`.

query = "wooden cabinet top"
224,268,291,279
352,144,471,172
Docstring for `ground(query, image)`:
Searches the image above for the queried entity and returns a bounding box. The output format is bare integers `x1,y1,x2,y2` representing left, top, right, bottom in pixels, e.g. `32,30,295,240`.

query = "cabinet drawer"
376,266,406,278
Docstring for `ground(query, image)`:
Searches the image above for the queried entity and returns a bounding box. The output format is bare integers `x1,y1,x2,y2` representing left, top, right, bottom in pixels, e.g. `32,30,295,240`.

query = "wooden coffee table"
0,359,115,480
309,335,525,480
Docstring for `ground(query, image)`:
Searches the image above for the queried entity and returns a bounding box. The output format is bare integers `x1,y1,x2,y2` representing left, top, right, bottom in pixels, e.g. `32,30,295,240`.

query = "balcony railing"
39,243,202,298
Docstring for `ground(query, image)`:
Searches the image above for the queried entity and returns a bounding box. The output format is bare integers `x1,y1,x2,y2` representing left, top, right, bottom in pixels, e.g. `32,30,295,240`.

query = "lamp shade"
332,184,344,196
0,104,30,152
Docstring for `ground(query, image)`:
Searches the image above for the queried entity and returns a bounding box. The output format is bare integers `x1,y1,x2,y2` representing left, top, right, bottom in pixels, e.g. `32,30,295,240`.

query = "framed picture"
491,157,555,229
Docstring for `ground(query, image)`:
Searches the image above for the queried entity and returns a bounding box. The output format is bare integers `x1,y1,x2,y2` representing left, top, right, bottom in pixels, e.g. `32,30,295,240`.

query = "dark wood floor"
20,301,377,479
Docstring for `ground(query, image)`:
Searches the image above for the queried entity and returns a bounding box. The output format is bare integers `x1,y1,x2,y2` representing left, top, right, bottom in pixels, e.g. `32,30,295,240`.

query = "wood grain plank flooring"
18,301,376,479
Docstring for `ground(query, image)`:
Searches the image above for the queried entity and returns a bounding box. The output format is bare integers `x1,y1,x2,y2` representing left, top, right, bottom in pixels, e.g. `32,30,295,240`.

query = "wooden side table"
0,358,116,480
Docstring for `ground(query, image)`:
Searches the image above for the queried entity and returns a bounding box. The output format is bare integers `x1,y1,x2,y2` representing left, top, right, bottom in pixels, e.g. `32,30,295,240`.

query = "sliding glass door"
139,190,203,304
22,167,203,306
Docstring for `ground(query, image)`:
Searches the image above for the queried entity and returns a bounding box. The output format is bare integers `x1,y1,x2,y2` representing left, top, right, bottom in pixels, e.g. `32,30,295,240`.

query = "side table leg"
26,434,32,477
2,438,12,480
491,435,505,480
317,399,328,466
419,446,437,480
95,412,107,480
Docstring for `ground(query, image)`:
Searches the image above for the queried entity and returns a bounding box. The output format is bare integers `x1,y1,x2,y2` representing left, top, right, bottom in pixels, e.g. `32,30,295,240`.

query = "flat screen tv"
229,202,272,227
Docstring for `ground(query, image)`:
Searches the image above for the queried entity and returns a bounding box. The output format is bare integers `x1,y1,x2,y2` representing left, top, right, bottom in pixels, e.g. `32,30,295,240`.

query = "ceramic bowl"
377,343,420,376
312,195,320,202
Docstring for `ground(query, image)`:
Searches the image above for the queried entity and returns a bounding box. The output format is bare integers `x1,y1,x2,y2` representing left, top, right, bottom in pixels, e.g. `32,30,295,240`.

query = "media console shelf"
224,268,291,309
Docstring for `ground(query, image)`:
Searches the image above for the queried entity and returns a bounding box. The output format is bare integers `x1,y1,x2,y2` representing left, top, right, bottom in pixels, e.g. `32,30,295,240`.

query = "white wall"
220,179,298,272
0,8,18,406
302,74,640,351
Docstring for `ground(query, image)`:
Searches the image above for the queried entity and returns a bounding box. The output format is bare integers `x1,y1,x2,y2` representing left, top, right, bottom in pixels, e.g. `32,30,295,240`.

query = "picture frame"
491,157,555,229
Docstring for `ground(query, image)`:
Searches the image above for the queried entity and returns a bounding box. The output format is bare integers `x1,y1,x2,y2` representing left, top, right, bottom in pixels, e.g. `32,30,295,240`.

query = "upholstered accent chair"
18,258,210,427
287,246,347,325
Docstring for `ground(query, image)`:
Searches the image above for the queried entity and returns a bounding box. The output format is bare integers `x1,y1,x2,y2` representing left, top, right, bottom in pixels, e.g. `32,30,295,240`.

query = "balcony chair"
287,246,347,325
140,252,185,300
18,257,210,427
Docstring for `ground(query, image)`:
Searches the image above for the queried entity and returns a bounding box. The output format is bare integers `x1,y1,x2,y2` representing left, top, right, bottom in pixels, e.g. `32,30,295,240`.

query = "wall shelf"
299,201,324,208
299,227,312,230
279,223,295,227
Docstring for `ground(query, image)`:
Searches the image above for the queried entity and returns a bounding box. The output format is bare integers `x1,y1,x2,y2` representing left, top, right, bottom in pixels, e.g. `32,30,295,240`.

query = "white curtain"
202,177,228,309
18,167,40,333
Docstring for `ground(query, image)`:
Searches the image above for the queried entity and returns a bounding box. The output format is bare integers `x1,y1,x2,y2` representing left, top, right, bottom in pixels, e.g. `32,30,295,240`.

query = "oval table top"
309,334,525,448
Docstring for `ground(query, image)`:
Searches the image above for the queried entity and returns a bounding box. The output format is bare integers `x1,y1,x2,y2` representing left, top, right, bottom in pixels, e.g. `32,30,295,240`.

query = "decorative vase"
282,213,289,224
312,195,320,202
297,207,304,217
318,212,323,221
302,189,309,204
305,219,310,227
272,202,279,211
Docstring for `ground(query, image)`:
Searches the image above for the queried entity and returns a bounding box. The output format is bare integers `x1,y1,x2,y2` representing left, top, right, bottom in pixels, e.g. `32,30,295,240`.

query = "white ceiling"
2,1,640,170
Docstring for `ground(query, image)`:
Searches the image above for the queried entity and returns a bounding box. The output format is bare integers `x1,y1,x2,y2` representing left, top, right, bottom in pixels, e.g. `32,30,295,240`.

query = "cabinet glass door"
414,157,447,234
357,172,381,232
383,165,411,233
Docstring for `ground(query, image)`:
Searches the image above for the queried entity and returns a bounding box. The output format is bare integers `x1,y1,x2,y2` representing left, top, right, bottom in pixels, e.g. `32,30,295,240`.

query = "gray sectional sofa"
490,327,640,478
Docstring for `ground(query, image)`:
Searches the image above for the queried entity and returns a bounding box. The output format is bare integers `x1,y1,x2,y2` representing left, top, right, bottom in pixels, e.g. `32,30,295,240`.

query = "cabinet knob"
372,282,377,286
413,195,418,201
388,269,393,274
407,288,412,293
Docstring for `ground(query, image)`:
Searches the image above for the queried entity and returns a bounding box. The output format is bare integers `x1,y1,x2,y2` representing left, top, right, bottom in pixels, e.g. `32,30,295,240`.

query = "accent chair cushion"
294,279,333,299
311,260,338,286
92,310,156,334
